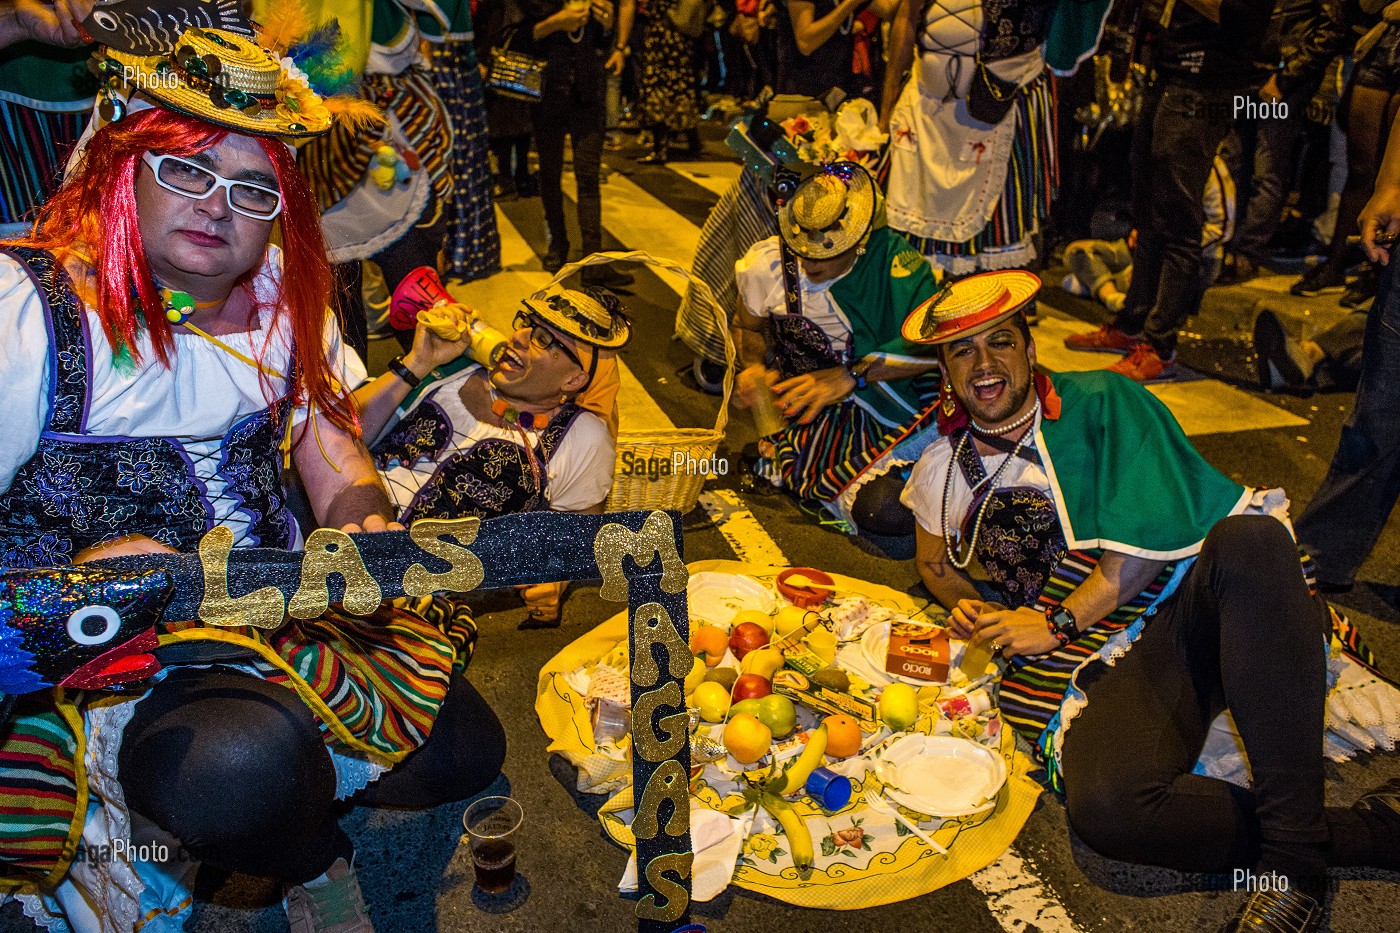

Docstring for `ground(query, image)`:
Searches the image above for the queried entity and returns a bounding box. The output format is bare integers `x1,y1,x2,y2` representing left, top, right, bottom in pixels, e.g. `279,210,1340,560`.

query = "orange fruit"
723,713,773,764
822,713,863,758
690,624,730,667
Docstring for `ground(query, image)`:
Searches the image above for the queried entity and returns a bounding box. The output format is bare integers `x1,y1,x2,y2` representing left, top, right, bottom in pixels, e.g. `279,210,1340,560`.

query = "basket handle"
539,251,736,437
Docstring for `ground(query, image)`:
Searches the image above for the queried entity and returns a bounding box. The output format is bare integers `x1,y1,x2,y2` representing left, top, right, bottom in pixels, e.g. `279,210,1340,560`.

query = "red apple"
731,672,773,701
728,622,770,660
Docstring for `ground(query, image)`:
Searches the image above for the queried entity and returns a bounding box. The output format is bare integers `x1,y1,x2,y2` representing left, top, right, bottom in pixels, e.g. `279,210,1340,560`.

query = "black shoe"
514,173,538,199
1352,777,1400,871
542,247,569,273
1252,309,1312,390
1219,253,1261,285
1341,264,1378,308
1291,264,1347,297
581,264,634,292
639,150,668,165
1218,887,1322,933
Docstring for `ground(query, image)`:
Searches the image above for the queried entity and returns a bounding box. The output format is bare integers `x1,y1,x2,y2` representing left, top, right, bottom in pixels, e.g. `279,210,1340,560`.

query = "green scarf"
827,227,941,426
1039,371,1250,560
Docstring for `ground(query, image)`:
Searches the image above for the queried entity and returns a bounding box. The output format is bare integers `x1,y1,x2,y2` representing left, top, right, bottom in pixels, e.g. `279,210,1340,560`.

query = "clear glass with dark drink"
463,796,523,894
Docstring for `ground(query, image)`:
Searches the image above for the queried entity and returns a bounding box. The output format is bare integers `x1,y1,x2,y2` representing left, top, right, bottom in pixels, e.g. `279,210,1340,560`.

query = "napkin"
618,802,749,901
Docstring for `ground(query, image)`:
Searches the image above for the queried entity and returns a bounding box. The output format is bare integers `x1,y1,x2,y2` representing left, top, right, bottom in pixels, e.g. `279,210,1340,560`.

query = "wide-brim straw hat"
902,270,1042,345
520,287,631,349
100,28,331,138
777,161,878,261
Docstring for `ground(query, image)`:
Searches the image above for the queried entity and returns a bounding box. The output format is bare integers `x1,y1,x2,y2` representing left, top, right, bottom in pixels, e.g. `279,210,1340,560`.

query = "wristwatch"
1046,605,1078,647
387,356,421,389
848,362,870,391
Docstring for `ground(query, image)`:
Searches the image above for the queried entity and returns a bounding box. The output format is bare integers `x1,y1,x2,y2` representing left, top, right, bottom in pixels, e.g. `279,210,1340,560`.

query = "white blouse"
0,246,365,546
735,236,854,356
374,364,616,515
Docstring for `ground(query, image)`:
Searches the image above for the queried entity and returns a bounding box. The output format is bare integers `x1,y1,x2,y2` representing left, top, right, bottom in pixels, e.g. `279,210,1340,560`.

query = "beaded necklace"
941,400,1040,569
487,382,559,497
968,399,1039,437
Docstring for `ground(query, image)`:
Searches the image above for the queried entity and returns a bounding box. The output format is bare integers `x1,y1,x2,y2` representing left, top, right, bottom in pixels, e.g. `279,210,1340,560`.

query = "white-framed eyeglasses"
141,152,283,221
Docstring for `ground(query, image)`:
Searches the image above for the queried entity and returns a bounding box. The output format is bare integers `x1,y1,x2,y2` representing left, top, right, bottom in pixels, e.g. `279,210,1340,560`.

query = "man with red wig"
0,26,503,933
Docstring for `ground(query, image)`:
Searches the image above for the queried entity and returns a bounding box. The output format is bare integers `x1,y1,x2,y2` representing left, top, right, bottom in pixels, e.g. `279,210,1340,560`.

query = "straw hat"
901,270,1042,345
521,287,632,349
98,28,331,138
777,162,878,261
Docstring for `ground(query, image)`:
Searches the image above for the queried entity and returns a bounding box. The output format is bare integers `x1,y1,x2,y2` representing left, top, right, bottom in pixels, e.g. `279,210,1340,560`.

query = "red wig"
14,108,357,433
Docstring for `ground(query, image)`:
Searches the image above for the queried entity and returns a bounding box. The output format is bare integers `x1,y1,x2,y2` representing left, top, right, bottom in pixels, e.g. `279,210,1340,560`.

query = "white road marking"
1032,310,1308,435
969,849,1086,933
697,488,787,567
666,160,744,197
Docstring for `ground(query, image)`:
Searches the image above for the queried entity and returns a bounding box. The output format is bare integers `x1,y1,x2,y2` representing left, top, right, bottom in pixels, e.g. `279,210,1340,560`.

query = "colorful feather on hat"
255,4,380,129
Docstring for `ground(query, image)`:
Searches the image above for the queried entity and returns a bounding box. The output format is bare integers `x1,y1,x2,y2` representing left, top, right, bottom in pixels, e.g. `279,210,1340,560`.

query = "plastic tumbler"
463,796,523,893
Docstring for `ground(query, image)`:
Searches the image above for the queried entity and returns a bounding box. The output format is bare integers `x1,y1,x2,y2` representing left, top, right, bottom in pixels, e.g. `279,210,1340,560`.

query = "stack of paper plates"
880,734,1007,817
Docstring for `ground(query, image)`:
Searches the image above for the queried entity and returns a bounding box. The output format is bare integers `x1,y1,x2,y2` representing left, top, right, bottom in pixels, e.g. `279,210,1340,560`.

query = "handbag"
965,54,1019,125
668,0,711,39
488,29,547,102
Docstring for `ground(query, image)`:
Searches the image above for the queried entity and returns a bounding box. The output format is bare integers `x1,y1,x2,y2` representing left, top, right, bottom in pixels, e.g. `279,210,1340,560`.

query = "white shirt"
735,236,854,356
0,247,365,546
901,427,1054,540
374,365,616,515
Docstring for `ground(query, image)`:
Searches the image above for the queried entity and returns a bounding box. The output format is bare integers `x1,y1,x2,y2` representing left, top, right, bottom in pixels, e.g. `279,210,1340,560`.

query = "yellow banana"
740,646,784,680
416,303,470,340
774,723,828,796
762,795,813,878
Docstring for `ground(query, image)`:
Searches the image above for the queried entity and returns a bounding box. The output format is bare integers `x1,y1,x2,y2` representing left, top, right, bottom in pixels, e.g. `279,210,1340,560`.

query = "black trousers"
119,667,506,884
532,87,605,259
1114,80,1236,357
1296,257,1400,586
1062,516,1332,872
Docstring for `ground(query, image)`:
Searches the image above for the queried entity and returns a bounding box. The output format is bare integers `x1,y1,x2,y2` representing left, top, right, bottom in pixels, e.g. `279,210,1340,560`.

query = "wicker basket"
540,250,735,514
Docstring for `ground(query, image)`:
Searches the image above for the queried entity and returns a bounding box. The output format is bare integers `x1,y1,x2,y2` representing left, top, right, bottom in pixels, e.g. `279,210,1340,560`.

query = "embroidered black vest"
954,428,1067,608
0,247,295,568
371,392,585,522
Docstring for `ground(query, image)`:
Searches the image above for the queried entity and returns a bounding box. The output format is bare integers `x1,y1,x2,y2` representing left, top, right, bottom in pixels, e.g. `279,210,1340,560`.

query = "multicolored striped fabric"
297,66,454,216
997,549,1177,748
898,75,1059,269
431,39,501,282
765,397,932,508
0,702,83,890
0,102,86,228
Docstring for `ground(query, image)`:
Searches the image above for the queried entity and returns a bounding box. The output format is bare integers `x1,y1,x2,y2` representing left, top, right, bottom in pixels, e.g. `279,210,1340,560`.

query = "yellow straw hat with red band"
901,270,1042,345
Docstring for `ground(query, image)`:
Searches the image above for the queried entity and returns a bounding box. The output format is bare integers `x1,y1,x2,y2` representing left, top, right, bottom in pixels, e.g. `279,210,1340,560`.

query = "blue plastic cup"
805,766,853,811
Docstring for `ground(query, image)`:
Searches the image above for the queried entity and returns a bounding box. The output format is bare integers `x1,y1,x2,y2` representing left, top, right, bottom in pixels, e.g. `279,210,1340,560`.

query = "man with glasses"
0,27,507,933
355,286,629,626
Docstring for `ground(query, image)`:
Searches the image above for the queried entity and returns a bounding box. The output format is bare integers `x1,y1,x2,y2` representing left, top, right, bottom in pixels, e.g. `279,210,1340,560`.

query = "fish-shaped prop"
82,0,253,56
0,564,171,707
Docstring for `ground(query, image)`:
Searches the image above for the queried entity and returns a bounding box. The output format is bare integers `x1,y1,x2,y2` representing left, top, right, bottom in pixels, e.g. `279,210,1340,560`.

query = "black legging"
119,666,506,884
532,90,604,259
1061,515,1335,875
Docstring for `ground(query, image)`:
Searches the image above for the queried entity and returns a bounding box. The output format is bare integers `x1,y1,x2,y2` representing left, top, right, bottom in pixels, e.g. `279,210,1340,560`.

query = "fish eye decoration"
0,510,696,933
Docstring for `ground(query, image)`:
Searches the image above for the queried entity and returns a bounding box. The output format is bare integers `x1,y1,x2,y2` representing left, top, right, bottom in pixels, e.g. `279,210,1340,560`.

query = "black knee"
120,669,337,862
1199,514,1297,575
1063,761,1153,863
850,472,916,538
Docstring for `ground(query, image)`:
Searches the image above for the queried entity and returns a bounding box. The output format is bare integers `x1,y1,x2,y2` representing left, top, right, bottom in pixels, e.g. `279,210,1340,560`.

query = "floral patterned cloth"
636,0,701,132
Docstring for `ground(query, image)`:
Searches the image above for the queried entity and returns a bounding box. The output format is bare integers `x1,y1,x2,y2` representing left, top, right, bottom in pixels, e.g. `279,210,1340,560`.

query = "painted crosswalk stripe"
697,488,788,567
969,849,1085,933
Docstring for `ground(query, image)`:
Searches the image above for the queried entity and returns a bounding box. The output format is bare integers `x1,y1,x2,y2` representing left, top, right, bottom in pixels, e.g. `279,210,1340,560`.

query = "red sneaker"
1064,325,1141,354
1108,343,1178,383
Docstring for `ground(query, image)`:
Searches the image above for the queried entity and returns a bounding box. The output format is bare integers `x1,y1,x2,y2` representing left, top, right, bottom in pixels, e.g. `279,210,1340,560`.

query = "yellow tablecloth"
534,560,1043,909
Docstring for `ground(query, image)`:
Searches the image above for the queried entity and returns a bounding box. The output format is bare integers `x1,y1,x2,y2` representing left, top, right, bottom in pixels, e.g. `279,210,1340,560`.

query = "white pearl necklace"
969,400,1039,437
942,401,1040,570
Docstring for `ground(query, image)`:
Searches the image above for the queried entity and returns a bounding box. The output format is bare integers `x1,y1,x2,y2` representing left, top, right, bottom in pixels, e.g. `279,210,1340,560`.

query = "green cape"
827,226,941,426
1038,371,1250,560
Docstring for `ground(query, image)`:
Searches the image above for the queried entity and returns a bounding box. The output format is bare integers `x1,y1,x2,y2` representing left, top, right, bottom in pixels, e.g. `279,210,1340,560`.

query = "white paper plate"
880,734,1006,817
687,572,776,630
860,621,949,686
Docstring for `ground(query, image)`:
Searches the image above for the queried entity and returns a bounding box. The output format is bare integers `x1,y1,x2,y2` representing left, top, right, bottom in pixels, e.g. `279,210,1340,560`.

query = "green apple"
755,694,797,739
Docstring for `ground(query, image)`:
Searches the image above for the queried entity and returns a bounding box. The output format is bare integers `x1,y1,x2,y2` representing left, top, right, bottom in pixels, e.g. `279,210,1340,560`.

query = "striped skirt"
762,398,906,510
431,40,502,283
899,75,1059,276
0,102,87,229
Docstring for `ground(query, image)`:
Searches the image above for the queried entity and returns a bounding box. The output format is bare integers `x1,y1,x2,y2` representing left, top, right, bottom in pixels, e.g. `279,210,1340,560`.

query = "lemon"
731,609,775,635
693,681,732,723
684,656,707,696
772,604,810,639
879,682,920,732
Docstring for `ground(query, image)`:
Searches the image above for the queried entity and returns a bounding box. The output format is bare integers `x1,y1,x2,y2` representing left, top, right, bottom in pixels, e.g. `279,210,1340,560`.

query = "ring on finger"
990,642,1003,655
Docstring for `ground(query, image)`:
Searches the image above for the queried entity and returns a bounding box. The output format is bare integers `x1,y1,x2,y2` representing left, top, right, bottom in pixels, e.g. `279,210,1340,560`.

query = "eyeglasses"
141,152,283,221
513,311,583,370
